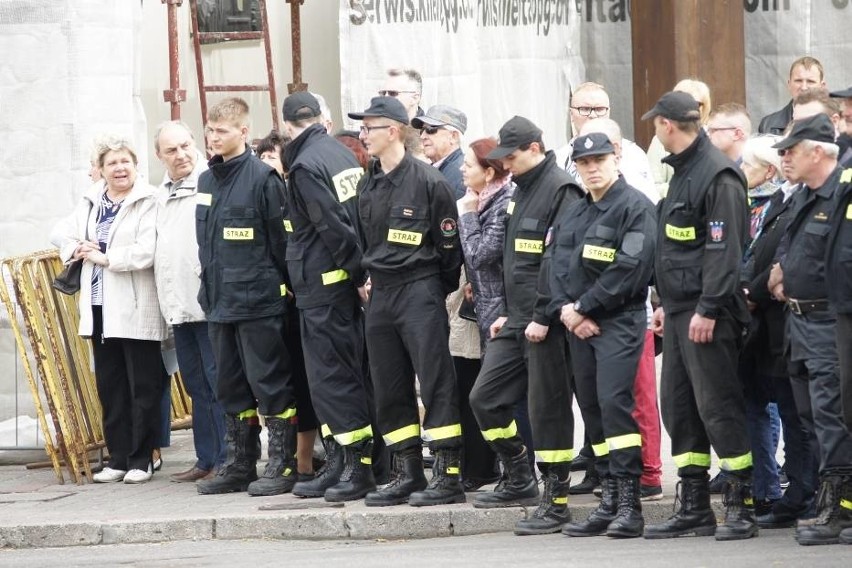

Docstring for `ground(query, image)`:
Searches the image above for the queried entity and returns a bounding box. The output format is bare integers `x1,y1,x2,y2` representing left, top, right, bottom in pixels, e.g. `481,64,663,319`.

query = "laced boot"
514,466,572,535
474,447,539,508
563,476,617,536
292,437,344,498
410,448,466,506
796,474,852,546
247,415,298,496
715,475,758,541
364,445,427,506
643,475,717,539
198,413,260,495
325,439,377,502
607,477,644,538
568,460,601,495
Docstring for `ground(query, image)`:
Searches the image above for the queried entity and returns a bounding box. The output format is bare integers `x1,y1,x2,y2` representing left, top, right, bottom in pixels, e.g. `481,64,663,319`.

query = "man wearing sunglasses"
411,105,468,198
380,68,424,120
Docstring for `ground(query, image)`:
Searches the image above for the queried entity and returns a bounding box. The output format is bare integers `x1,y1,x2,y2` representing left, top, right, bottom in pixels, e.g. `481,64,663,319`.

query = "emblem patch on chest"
223,228,254,240
813,211,828,222
709,221,725,242
441,218,457,237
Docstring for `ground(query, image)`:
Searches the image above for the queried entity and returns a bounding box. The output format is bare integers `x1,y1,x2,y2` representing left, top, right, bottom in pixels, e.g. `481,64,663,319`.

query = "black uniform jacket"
549,176,656,319
743,188,795,378
502,151,583,327
779,166,844,301
654,130,749,322
758,101,793,136
196,146,289,322
357,152,462,294
825,167,852,313
282,124,365,309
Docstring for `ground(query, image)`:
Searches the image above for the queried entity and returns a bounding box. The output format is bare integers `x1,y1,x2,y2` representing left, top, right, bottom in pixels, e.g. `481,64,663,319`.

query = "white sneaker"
93,467,126,483
124,466,153,484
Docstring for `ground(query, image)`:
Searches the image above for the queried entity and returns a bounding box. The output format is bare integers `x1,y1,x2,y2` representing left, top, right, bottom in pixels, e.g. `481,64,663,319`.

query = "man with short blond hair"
759,56,826,135
707,103,751,162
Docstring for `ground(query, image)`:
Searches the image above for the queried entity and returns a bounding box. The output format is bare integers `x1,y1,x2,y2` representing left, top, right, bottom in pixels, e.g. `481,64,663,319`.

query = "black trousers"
284,302,317,432
365,276,461,451
661,310,751,476
91,306,164,471
209,315,295,416
470,322,573,470
787,311,852,473
455,356,498,481
299,299,372,445
569,309,645,479
837,313,852,431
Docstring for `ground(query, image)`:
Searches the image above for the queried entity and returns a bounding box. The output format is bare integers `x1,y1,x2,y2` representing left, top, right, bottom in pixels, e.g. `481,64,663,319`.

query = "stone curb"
0,499,728,549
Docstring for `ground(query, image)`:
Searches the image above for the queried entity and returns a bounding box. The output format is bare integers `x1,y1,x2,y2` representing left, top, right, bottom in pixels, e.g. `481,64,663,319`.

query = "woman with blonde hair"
52,135,167,484
647,78,712,198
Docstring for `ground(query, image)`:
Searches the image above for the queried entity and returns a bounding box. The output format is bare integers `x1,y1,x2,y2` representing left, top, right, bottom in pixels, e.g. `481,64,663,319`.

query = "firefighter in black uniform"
275,92,376,502
468,116,584,535
348,97,465,507
767,114,852,546
639,92,756,541
552,133,656,539
194,97,297,497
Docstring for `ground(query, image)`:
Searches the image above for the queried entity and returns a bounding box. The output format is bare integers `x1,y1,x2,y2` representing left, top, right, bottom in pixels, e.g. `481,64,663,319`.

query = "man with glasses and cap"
767,113,852,546
348,96,464,508
551,132,657,539
412,105,468,198
468,115,583,536
640,91,755,541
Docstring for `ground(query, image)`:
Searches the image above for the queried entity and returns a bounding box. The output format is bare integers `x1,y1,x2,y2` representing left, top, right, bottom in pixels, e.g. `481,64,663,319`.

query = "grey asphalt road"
1,529,848,568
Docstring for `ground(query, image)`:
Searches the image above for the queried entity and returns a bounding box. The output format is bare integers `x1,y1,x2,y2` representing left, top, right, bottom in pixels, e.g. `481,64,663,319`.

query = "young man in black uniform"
348,96,465,507
767,114,852,546
276,91,376,502
469,116,583,535
194,97,297,497
551,133,657,539
640,92,756,541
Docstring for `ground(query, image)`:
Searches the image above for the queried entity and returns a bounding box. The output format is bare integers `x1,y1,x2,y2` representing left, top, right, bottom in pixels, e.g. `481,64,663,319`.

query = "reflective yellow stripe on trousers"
719,452,753,472
592,441,609,457
481,420,517,442
237,408,258,419
333,424,373,446
275,407,297,420
608,433,642,451
535,449,574,463
673,452,712,469
383,424,420,446
423,424,462,442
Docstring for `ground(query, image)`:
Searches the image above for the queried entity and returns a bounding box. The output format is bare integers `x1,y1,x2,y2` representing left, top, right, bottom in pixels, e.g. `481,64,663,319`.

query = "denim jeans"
744,389,782,501
174,321,227,470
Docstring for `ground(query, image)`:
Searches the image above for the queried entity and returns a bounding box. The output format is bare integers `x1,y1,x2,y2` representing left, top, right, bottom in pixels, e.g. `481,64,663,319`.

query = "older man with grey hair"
412,105,468,198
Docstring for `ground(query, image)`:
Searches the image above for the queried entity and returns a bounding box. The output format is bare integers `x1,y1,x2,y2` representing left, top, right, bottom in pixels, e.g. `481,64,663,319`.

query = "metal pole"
286,0,307,94
161,0,187,120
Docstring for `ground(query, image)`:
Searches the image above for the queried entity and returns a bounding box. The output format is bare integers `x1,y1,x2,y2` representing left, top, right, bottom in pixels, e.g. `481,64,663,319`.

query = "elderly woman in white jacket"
52,136,167,484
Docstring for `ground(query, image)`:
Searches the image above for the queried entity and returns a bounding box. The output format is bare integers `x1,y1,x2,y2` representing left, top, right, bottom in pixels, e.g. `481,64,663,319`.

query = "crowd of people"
50,56,852,547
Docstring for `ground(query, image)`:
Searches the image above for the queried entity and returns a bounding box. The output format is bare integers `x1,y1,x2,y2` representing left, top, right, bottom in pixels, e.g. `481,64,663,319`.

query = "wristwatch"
573,300,585,316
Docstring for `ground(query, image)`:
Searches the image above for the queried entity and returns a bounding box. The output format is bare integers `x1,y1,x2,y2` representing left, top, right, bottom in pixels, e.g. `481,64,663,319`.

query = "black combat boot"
644,474,717,539
325,439,377,502
514,466,572,535
198,414,261,495
568,460,601,495
607,477,644,538
715,475,758,541
247,416,298,496
474,447,539,508
796,474,852,545
409,448,466,506
563,476,617,536
364,445,428,506
292,437,344,498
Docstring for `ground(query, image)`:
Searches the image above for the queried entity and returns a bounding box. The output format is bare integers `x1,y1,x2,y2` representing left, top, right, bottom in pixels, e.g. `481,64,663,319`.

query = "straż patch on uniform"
622,231,645,256
709,221,725,242
440,218,457,237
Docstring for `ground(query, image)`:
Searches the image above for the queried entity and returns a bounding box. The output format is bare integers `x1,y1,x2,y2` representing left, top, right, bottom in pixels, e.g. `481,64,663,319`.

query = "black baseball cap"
641,91,701,121
282,91,321,121
571,132,616,161
829,86,852,98
347,96,409,124
772,113,836,150
487,116,543,159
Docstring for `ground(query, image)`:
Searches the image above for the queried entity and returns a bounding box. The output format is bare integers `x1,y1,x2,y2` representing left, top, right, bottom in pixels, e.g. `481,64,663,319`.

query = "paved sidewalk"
0,428,740,549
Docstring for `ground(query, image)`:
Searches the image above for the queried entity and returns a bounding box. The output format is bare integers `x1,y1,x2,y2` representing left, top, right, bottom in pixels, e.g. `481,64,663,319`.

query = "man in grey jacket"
153,121,227,482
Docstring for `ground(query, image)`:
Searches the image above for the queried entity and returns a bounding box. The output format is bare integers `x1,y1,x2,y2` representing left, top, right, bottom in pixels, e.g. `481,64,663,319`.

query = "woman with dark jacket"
739,136,817,527
453,138,516,490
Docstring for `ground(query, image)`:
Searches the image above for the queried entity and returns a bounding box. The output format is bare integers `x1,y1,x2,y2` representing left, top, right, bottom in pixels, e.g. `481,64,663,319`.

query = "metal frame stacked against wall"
0,251,193,484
